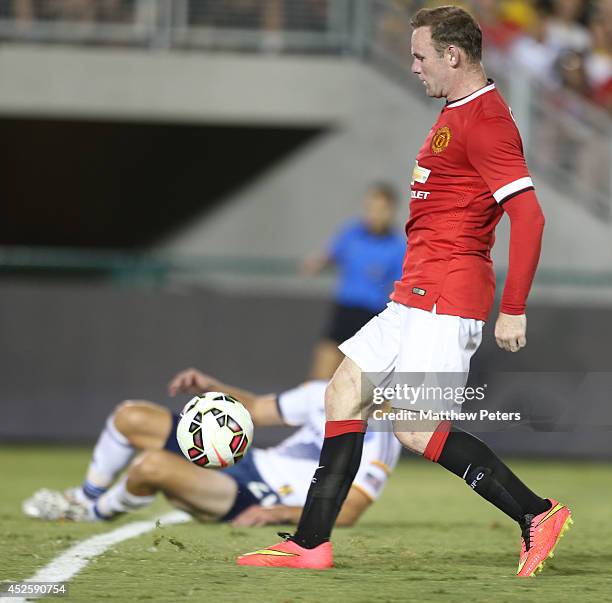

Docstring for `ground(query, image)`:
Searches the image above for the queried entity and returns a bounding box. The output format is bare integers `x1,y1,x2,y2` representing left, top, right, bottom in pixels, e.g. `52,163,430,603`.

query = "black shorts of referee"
324,303,380,345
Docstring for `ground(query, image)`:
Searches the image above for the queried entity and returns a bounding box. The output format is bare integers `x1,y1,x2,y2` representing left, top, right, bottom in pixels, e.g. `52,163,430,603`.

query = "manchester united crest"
431,126,452,154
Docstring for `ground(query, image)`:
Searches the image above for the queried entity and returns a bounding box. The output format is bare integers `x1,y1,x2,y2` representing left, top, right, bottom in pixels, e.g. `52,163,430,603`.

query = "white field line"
6,510,191,602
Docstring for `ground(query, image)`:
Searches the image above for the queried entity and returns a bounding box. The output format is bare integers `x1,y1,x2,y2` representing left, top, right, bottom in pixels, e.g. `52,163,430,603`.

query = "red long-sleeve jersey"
391,81,544,321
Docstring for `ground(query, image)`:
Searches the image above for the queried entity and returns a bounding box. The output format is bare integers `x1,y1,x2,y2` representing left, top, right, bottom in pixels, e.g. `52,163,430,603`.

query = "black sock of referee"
426,423,551,522
292,420,366,549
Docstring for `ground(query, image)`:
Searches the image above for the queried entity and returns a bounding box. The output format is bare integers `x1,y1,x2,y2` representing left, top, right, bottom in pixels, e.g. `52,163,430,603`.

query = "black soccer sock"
293,421,366,549
434,425,551,522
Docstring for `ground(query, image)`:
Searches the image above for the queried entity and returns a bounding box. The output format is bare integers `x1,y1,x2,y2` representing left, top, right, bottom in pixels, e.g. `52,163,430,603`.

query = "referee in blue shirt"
302,183,406,379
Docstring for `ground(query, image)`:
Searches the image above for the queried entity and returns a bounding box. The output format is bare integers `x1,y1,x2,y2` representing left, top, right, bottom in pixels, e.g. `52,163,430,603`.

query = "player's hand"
299,255,328,276
230,505,288,527
494,312,527,353
167,368,221,396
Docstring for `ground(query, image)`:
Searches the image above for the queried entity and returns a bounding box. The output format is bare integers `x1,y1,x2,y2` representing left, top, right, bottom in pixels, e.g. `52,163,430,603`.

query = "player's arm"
167,368,284,426
300,252,332,276
300,220,354,275
230,486,372,527
466,115,545,353
495,191,545,352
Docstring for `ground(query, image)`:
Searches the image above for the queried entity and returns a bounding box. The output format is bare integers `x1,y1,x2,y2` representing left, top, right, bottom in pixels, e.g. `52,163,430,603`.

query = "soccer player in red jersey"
238,6,572,576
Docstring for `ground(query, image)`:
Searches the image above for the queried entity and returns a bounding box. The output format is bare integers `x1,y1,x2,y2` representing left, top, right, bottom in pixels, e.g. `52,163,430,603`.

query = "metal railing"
0,0,610,221
175,0,353,52
525,78,612,222
0,0,160,45
0,0,355,51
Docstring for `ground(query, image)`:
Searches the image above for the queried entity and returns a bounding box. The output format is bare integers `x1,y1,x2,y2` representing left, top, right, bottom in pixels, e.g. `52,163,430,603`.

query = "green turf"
1,446,611,602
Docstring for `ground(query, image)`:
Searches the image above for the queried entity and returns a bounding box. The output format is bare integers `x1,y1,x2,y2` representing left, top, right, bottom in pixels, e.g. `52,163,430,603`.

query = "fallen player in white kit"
23,368,401,526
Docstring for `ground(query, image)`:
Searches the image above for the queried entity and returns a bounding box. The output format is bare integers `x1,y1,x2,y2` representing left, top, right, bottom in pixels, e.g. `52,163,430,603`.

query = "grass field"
1,446,611,603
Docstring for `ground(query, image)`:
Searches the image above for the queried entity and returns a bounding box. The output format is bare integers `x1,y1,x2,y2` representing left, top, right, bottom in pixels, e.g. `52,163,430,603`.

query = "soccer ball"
176,392,254,468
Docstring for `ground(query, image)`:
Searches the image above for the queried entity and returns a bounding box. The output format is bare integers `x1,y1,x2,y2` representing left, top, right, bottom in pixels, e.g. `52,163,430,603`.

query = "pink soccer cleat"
517,499,573,577
237,535,333,569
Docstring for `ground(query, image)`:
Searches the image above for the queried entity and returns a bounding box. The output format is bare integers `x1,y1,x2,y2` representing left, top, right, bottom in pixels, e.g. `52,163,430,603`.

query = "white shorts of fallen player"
339,302,484,413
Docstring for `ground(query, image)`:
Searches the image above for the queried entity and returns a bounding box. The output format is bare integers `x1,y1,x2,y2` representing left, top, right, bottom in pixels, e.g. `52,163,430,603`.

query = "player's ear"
447,45,460,68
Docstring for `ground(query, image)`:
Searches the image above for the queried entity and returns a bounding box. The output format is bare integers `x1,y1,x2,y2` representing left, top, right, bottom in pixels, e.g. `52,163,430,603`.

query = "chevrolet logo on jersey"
411,161,431,185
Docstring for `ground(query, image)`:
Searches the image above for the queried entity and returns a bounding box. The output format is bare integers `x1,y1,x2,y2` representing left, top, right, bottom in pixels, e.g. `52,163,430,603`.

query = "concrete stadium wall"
0,44,357,125
1,279,611,458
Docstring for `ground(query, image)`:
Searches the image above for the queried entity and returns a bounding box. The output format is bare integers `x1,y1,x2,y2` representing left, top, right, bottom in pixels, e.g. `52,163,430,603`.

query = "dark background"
0,117,322,247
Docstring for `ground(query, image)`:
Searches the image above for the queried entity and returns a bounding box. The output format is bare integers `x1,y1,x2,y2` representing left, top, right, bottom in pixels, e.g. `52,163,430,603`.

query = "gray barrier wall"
1,279,611,457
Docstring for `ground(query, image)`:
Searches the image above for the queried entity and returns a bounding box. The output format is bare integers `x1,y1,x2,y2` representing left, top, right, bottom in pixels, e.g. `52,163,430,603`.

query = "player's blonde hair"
411,5,482,64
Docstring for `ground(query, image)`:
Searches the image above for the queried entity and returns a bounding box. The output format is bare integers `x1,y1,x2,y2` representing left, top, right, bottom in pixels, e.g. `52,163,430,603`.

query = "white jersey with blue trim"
251,380,401,507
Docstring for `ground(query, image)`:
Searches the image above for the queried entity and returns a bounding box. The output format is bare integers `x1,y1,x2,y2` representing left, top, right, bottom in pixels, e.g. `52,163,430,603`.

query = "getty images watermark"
361,372,526,430
361,371,612,432
370,383,521,422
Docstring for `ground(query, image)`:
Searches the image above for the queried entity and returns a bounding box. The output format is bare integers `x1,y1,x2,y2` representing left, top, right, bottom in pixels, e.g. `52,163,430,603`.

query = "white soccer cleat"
22,488,70,520
22,488,97,522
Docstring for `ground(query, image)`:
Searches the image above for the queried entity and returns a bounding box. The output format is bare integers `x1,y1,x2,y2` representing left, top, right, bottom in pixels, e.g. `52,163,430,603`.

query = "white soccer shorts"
338,301,484,411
